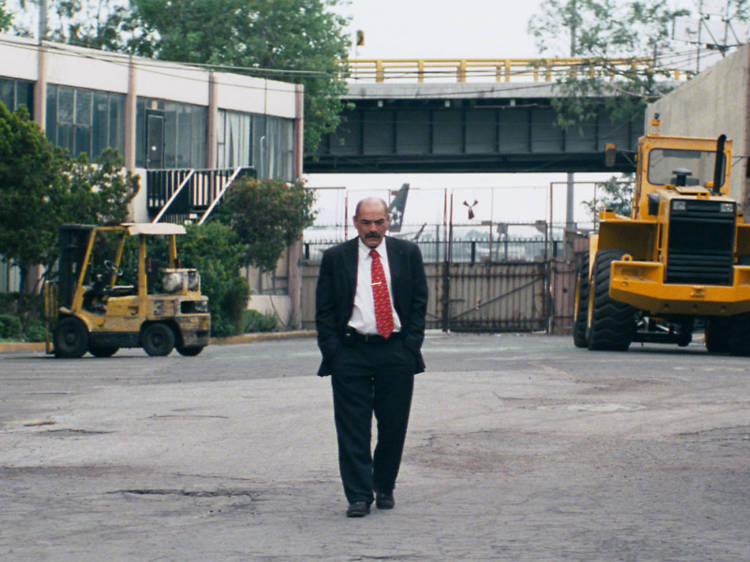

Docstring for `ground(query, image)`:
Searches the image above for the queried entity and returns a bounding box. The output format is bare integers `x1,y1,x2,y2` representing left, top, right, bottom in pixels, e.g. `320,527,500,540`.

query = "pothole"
35,429,112,437
114,488,259,499
148,414,229,421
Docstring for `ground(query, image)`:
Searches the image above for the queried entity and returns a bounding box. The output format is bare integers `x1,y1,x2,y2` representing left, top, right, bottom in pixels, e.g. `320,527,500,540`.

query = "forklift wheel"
142,323,175,356
176,344,204,357
54,317,89,358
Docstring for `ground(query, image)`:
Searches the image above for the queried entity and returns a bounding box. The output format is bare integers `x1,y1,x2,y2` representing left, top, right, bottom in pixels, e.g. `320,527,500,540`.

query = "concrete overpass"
305,82,641,174
304,58,687,174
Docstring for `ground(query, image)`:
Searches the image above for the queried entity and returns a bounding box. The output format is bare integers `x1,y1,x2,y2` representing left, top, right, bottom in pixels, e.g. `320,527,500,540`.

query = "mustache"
365,232,382,239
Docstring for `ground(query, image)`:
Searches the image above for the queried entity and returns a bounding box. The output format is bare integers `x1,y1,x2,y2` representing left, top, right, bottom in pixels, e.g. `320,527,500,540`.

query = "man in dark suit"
316,197,428,518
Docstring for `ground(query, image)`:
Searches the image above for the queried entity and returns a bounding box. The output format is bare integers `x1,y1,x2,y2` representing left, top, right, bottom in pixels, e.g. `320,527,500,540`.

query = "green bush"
147,222,250,338
0,314,22,339
210,315,238,338
243,309,277,333
0,292,42,317
179,223,249,337
219,276,252,335
0,292,44,341
24,319,47,342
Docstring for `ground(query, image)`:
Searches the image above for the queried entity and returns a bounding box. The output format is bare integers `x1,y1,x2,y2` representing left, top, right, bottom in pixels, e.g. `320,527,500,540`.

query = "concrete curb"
0,341,47,354
209,330,317,345
0,331,317,355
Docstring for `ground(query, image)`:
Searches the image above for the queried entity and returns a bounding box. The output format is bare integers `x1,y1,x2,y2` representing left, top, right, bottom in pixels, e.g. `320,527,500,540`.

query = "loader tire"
587,249,636,351
704,317,730,353
572,252,590,348
728,313,750,356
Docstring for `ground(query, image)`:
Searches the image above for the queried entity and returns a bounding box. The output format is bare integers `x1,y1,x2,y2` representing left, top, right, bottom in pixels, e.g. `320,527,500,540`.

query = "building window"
217,109,294,180
45,84,125,159
268,115,294,181
216,109,253,169
136,98,207,169
0,76,34,114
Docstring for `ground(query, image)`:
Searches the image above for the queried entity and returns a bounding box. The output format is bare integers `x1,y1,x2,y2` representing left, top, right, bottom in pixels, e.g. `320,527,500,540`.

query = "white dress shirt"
347,237,402,335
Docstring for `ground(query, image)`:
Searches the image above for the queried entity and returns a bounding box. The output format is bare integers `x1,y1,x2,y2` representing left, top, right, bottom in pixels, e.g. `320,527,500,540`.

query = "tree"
582,174,634,222
47,0,150,52
54,148,139,226
0,103,65,290
8,0,147,49
212,176,316,272
527,1,708,129
0,102,138,291
0,0,12,31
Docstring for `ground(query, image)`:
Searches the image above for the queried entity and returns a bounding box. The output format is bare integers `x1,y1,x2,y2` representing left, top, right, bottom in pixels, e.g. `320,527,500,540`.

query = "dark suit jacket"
315,236,428,377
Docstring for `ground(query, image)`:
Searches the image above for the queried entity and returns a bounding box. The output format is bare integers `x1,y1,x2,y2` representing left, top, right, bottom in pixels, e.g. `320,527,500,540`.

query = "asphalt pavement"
1,332,750,561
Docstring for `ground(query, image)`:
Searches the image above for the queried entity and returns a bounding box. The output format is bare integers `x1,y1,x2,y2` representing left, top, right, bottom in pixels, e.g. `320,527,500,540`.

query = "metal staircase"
148,166,256,224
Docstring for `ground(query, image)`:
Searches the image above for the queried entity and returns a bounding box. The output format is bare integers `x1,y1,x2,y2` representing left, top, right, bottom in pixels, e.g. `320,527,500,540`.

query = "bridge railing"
345,58,691,84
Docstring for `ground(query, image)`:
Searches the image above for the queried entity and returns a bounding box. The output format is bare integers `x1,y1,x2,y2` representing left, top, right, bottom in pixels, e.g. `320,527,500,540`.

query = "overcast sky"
333,0,546,59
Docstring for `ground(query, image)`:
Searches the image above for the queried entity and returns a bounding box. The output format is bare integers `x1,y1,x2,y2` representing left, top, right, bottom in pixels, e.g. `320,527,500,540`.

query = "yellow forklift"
44,223,210,358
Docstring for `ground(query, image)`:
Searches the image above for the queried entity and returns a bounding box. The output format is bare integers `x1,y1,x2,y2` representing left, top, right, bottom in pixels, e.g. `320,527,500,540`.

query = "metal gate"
548,258,578,335
300,256,578,334
424,262,549,332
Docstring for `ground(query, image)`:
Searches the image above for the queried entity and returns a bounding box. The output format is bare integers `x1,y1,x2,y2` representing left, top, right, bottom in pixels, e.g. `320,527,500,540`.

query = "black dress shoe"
346,501,371,517
375,490,394,509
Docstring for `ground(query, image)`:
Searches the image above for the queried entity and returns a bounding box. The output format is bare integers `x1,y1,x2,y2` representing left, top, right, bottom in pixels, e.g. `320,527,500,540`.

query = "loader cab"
634,134,731,221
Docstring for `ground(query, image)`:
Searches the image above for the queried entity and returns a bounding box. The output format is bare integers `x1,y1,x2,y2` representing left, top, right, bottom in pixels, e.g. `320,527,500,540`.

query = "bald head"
353,197,390,248
354,197,388,218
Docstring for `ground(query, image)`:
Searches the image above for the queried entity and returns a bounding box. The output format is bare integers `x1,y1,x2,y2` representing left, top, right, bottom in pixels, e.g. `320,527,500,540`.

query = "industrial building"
0,33,304,292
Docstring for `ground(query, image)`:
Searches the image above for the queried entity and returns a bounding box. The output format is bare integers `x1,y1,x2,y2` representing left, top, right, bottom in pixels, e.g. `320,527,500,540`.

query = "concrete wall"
648,44,750,209
1,35,44,80
247,295,291,329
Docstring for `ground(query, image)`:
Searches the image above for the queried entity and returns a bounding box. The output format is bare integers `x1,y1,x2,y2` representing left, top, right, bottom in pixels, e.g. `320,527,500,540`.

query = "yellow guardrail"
345,58,690,83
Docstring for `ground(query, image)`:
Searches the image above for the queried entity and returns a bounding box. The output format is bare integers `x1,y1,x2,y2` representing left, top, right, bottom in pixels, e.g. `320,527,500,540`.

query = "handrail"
152,170,195,223
197,167,245,225
344,57,690,84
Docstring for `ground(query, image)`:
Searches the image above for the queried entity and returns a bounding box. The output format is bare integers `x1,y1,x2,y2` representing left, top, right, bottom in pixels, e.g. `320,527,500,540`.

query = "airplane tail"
387,183,409,232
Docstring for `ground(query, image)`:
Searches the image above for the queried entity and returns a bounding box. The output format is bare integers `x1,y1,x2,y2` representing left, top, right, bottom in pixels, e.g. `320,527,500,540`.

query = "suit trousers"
330,336,414,504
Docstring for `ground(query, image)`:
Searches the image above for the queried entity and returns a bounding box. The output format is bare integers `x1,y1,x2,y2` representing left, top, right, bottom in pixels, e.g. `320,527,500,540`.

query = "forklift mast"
57,225,96,309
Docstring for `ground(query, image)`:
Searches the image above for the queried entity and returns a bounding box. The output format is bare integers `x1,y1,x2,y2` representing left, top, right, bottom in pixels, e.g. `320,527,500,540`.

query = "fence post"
544,259,552,334
441,260,451,332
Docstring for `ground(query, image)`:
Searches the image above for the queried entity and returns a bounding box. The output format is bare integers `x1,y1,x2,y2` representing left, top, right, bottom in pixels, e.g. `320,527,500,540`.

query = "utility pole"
565,0,577,259
697,0,704,74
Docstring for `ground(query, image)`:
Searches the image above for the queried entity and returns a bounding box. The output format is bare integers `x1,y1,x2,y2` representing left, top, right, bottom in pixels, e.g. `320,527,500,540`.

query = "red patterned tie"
370,249,394,338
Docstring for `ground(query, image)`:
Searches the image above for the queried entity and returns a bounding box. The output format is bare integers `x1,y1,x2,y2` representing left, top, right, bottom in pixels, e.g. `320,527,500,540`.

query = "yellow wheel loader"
573,117,750,355
43,223,210,358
